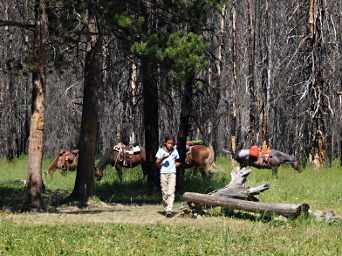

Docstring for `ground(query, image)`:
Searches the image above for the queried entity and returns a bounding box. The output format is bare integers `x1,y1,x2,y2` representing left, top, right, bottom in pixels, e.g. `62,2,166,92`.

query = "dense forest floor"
0,157,342,255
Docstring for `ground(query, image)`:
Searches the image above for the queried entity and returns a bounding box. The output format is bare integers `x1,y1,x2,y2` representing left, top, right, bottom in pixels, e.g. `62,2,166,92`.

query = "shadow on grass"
0,181,70,212
0,170,228,214
93,170,224,205
95,179,161,205
58,208,131,214
221,208,274,222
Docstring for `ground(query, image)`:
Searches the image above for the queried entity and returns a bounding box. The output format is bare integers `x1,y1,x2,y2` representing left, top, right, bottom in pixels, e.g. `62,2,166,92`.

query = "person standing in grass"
155,135,181,217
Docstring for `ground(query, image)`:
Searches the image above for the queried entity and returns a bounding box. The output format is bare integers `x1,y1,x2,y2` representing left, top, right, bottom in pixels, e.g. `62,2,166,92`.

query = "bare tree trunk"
229,0,238,154
24,0,48,211
338,92,342,166
142,56,159,190
5,60,16,160
177,74,194,189
70,3,101,205
140,1,160,190
246,0,257,145
306,0,330,168
212,4,226,155
260,0,272,146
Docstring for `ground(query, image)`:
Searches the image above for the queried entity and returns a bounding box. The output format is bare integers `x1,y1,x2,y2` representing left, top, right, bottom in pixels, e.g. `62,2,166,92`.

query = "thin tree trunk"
24,0,48,211
229,0,238,154
246,0,257,145
213,4,226,155
261,0,272,145
5,60,16,160
70,4,101,205
177,74,194,189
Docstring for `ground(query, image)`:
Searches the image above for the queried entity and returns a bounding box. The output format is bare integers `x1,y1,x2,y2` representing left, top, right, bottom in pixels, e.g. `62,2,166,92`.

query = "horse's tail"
205,145,216,174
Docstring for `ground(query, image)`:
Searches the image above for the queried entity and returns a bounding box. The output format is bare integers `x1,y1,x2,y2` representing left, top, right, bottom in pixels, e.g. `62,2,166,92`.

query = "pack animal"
185,144,216,178
48,149,79,177
233,147,300,177
95,143,146,182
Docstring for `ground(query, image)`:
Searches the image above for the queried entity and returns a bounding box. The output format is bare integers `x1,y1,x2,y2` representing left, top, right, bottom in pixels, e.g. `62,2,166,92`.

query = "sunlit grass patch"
0,156,342,255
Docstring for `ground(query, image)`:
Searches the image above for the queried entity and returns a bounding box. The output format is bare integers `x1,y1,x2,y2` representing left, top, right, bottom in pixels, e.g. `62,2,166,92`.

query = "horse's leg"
141,162,148,181
200,169,207,180
115,165,123,183
272,167,278,178
191,167,197,178
95,167,104,181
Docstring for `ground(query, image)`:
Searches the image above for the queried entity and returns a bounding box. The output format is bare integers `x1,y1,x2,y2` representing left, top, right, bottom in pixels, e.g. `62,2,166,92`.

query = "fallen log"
183,192,309,219
210,167,270,201
182,167,309,219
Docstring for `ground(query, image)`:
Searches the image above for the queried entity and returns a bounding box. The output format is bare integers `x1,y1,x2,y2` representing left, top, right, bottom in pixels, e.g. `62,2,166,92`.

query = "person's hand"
163,152,170,158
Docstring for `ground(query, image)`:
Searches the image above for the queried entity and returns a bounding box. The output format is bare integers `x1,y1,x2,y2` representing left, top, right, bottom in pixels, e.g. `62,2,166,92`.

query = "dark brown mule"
234,148,300,177
95,143,146,182
48,149,79,177
185,144,216,178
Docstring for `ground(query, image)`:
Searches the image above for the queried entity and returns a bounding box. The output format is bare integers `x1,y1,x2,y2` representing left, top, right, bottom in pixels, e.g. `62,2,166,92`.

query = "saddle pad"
249,146,260,158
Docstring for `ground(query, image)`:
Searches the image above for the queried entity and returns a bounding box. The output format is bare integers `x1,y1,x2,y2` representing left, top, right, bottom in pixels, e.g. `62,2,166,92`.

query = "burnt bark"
142,55,159,189
177,74,194,189
70,4,102,205
246,0,257,145
24,0,48,211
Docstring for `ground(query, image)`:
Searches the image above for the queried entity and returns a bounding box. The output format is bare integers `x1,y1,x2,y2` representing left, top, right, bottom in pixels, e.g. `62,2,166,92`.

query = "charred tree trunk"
24,0,48,211
141,2,160,190
306,0,330,168
229,0,238,154
142,56,159,190
260,0,272,145
177,74,194,189
246,0,257,145
70,4,102,205
5,60,16,160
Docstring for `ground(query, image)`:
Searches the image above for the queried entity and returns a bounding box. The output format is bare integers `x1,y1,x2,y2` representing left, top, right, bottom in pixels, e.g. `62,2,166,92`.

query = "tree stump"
183,167,309,219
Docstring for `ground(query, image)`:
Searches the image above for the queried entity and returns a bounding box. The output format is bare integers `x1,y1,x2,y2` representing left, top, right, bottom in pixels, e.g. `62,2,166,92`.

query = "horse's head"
56,155,66,169
185,151,192,166
292,160,302,172
94,167,104,181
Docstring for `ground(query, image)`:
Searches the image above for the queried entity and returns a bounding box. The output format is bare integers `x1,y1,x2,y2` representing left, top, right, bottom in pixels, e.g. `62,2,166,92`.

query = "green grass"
0,220,342,255
0,156,342,255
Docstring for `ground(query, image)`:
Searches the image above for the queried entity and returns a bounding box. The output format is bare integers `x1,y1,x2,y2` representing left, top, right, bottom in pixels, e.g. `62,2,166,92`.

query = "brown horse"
234,148,300,177
185,144,216,178
48,149,79,177
95,143,146,182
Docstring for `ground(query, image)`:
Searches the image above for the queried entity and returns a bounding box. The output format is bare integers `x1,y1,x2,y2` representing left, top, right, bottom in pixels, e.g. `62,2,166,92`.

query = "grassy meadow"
0,156,342,255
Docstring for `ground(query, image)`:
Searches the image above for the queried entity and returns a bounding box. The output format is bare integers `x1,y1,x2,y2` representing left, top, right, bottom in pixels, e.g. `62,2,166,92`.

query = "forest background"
1,0,341,165
1,0,342,206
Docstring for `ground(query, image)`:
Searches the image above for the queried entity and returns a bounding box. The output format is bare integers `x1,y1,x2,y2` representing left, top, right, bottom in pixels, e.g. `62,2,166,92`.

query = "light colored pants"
160,173,176,212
